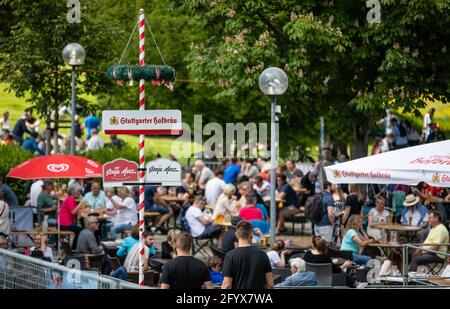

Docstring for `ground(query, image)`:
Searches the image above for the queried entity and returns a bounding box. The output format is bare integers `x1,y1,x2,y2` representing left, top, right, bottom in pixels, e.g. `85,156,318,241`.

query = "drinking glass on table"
168,187,176,198
408,215,413,225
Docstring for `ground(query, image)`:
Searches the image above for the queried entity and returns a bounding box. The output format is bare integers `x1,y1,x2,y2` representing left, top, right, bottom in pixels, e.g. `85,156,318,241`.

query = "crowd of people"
0,107,449,289
0,111,125,154
0,150,448,288
371,108,445,155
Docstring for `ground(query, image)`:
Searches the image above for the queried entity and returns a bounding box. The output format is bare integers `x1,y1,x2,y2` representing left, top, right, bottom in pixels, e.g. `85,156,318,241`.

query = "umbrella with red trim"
7,155,102,179
7,155,103,254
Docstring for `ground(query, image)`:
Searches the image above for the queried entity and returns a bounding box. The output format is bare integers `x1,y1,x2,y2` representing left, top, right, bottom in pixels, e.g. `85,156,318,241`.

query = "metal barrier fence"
0,249,151,289
401,242,450,286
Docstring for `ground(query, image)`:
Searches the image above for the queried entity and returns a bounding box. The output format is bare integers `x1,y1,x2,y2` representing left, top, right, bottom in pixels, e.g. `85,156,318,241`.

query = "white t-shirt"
205,177,226,205
115,197,137,226
186,206,206,237
123,243,149,272
381,139,390,153
30,180,44,207
86,135,104,151
266,250,281,268
106,195,123,224
254,181,270,197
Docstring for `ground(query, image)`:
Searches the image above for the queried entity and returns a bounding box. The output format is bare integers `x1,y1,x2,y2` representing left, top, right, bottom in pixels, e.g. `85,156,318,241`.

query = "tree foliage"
174,0,450,158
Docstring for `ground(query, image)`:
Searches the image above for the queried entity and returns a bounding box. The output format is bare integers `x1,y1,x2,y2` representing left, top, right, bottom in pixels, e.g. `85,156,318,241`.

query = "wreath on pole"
105,15,176,91
106,64,176,90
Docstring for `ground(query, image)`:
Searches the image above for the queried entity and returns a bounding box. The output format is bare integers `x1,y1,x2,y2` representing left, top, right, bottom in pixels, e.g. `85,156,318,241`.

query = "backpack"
305,194,323,224
398,123,407,137
180,204,191,233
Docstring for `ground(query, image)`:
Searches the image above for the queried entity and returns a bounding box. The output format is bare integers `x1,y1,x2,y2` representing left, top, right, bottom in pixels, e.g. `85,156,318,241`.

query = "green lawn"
0,83,198,164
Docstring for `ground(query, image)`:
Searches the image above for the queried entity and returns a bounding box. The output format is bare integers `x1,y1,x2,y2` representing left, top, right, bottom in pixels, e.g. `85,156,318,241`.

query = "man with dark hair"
314,181,335,243
239,193,263,221
11,112,32,145
409,210,449,271
276,174,300,234
123,231,156,272
160,232,213,289
224,158,241,185
222,221,273,289
285,160,303,183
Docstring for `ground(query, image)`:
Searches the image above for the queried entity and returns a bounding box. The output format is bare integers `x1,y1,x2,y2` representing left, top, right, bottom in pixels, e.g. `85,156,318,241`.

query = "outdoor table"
205,204,215,211
368,242,404,256
371,223,422,243
426,278,450,286
151,258,170,265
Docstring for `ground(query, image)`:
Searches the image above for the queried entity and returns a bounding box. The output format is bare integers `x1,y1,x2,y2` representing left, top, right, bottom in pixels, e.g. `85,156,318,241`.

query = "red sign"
103,159,138,187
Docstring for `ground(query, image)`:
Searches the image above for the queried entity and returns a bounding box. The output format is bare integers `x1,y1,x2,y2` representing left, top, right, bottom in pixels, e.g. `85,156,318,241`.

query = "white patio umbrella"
324,140,450,187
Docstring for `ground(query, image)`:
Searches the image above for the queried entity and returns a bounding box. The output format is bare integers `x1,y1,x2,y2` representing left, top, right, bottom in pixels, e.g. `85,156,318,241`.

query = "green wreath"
106,64,176,89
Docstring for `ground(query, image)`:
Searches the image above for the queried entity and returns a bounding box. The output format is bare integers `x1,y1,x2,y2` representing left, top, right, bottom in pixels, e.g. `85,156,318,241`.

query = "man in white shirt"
86,129,104,151
185,196,221,239
107,187,137,240
30,179,44,213
205,169,226,205
253,176,270,199
123,231,156,272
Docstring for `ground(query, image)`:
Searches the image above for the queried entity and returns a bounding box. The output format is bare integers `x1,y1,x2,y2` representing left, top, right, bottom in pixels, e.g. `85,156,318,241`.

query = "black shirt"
160,256,211,289
221,227,237,253
161,241,174,259
12,118,29,137
300,173,315,195
303,250,341,273
222,246,272,289
344,193,363,225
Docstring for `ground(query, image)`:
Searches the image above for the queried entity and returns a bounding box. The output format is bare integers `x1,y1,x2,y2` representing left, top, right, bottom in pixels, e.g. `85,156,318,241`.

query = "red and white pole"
138,8,145,286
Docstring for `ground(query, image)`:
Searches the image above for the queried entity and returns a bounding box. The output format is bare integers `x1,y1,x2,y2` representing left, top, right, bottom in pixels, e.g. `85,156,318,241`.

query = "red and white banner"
325,140,450,187
102,110,182,135
102,158,138,187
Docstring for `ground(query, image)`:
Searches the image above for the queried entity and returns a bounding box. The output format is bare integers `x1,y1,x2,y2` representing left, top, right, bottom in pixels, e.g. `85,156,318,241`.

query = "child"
207,256,224,284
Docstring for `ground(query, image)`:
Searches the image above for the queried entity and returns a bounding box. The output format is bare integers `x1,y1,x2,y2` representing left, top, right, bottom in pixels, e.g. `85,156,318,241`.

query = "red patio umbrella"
7,154,102,179
7,155,103,254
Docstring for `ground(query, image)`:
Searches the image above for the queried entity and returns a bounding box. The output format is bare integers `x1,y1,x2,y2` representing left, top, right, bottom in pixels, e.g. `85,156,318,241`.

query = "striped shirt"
123,243,150,272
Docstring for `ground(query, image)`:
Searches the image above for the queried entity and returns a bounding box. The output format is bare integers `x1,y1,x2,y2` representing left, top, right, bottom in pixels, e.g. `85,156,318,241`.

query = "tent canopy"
324,140,450,187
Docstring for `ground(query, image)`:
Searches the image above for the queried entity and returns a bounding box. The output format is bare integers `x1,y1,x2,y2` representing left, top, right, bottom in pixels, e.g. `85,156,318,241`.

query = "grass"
0,83,198,165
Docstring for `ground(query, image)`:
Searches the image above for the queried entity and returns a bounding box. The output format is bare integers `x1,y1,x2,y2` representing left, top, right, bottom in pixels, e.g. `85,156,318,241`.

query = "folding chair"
192,238,213,258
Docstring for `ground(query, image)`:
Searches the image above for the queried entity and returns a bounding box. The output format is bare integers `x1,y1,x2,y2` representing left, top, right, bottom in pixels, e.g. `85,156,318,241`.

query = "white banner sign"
102,110,182,135
145,158,182,186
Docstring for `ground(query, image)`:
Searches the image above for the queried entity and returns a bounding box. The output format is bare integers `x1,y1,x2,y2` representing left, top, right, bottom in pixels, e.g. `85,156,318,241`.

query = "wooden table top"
427,278,450,286
10,230,74,236
368,242,404,248
371,223,423,232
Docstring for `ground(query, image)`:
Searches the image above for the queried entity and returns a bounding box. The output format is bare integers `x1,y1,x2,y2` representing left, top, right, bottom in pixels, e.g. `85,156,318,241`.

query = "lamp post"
259,67,288,245
62,43,86,155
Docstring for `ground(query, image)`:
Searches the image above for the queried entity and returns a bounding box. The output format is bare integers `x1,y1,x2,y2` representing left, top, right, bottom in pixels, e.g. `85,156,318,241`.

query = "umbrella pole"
57,179,61,256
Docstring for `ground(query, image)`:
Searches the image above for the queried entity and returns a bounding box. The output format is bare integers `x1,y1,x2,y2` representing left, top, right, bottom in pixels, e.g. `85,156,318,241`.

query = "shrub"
0,144,35,204
78,144,155,165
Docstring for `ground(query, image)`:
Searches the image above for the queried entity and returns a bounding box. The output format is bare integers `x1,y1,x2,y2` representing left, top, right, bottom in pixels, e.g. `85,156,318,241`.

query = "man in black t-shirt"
221,216,241,252
222,221,273,289
160,232,212,289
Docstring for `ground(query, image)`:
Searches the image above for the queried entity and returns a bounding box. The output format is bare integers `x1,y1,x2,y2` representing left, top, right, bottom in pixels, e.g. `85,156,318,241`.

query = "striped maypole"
138,8,146,286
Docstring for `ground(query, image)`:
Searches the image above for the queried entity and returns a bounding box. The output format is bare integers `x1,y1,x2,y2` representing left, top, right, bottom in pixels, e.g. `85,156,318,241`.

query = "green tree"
0,0,119,151
174,0,450,158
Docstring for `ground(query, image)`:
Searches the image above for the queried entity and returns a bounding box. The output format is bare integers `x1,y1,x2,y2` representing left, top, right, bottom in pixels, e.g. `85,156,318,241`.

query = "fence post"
402,245,409,286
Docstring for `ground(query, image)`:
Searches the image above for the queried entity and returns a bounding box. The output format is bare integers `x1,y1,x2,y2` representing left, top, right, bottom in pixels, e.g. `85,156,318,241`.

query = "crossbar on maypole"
138,8,146,286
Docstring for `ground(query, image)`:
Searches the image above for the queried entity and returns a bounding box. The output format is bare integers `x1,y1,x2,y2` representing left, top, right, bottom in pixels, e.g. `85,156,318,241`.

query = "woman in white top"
0,192,10,236
212,184,237,220
107,187,137,240
266,240,289,268
367,196,390,240
0,111,11,130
